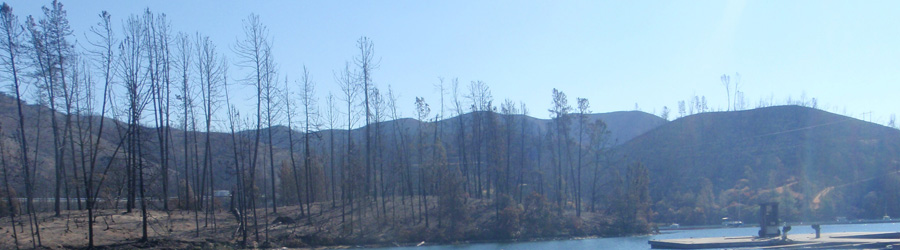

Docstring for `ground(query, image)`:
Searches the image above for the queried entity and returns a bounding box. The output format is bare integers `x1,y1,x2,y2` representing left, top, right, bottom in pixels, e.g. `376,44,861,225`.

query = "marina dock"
649,232,900,249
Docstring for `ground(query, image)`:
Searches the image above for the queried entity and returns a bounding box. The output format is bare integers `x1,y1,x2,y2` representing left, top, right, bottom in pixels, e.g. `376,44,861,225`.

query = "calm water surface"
345,223,900,250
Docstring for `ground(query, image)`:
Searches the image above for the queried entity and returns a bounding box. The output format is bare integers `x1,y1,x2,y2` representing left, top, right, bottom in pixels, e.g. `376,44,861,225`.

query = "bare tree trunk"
191,110,202,236
450,79,469,204
575,98,590,217
148,12,173,212
138,122,149,242
550,89,571,216
517,103,528,202
0,127,20,250
228,108,249,246
337,62,357,227
374,89,387,219
27,15,65,217
415,97,431,227
235,14,269,242
300,67,315,224
284,77,305,216
326,94,337,208
356,37,376,205
387,88,414,219
175,31,193,213
263,51,277,214
195,34,222,234
82,12,115,247
42,0,77,215
1,5,37,247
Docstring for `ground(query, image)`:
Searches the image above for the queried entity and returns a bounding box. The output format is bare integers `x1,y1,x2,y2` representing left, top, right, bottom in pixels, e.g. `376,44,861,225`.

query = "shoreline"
300,233,647,250
0,200,651,249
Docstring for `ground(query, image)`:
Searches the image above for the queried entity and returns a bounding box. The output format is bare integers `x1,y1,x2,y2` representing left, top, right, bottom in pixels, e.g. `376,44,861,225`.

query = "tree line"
0,1,651,248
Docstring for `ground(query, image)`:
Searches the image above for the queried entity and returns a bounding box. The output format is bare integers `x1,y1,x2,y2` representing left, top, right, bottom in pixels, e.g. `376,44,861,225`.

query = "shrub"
495,194,522,239
522,192,559,237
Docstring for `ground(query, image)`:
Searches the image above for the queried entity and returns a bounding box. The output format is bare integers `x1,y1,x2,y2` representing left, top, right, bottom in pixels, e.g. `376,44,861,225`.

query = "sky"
7,0,900,127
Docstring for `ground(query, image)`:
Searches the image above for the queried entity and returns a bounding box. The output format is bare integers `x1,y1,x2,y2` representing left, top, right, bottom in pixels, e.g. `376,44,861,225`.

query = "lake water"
347,223,900,250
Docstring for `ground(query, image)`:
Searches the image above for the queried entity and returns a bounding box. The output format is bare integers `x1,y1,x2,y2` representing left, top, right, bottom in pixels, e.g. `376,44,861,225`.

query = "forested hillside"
617,105,900,225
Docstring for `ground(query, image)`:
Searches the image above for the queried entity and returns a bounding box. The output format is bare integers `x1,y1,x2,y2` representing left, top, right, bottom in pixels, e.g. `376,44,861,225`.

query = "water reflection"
345,223,900,250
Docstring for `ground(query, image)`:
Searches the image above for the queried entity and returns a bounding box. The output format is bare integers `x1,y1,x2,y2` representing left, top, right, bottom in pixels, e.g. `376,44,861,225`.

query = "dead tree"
118,13,153,241
450,79,469,204
195,33,223,231
414,97,431,227
466,81,492,198
325,93,338,208
224,69,250,246
0,4,38,247
234,15,271,240
575,97,589,217
549,88,571,216
500,99,517,198
386,86,414,219
38,0,78,213
299,66,318,224
261,42,278,213
336,62,357,228
174,31,193,211
355,37,376,201
80,10,116,248
147,10,173,212
283,76,305,217
26,9,65,218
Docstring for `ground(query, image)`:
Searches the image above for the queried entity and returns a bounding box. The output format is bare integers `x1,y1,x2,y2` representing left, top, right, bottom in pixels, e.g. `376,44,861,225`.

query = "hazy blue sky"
9,0,900,126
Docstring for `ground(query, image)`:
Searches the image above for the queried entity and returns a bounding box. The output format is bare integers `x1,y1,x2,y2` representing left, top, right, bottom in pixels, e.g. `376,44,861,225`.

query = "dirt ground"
0,197,619,249
0,198,451,249
0,208,240,249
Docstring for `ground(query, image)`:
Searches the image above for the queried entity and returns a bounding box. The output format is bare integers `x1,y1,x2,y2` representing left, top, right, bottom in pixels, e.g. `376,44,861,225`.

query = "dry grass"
0,196,621,249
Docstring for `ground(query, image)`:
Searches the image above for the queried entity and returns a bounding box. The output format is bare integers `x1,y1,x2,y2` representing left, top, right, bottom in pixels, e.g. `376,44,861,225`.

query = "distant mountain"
616,105,900,224
260,110,667,151
582,111,669,145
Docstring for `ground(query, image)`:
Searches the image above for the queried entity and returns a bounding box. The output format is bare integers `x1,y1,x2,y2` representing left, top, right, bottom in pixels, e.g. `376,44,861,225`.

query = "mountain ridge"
615,105,900,224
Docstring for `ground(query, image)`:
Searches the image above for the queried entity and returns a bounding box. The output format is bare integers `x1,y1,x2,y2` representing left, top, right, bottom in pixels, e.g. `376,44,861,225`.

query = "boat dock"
649,232,900,249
